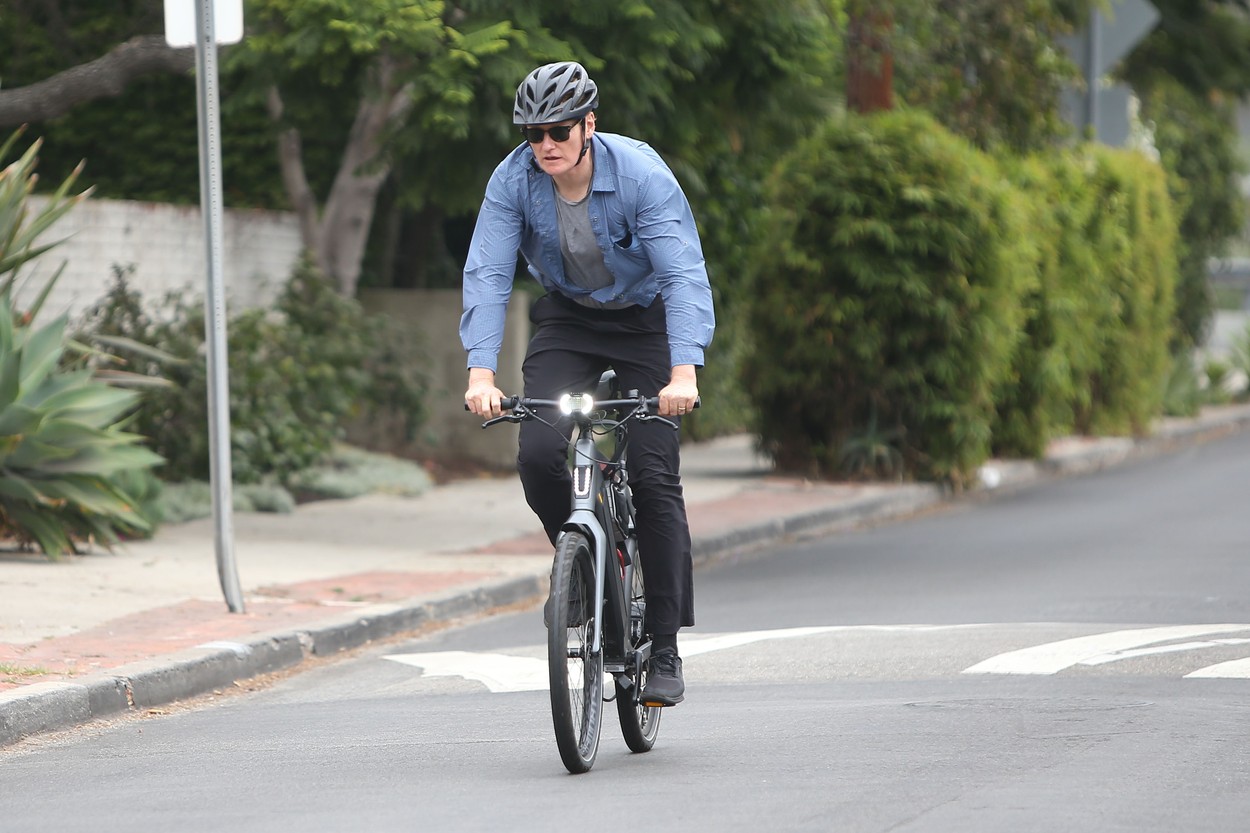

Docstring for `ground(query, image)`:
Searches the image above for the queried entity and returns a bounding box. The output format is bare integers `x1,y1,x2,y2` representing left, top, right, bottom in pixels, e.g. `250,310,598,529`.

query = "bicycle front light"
559,393,594,415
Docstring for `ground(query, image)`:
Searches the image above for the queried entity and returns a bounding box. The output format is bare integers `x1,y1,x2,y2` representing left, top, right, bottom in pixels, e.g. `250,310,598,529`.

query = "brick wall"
15,196,303,321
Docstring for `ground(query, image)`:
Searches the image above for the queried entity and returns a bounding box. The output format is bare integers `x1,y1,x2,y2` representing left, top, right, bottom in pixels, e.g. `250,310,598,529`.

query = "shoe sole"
640,693,684,707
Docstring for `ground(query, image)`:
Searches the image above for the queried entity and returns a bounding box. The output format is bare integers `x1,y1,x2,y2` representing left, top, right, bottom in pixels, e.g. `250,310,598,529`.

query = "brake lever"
481,413,521,428
480,403,530,428
637,413,680,430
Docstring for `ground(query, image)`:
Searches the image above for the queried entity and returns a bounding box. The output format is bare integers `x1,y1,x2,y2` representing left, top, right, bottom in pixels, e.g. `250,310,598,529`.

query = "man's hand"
657,364,699,417
465,368,506,418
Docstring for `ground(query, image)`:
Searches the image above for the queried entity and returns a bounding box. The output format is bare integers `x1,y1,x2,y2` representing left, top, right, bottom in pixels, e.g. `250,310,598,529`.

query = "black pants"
518,293,694,634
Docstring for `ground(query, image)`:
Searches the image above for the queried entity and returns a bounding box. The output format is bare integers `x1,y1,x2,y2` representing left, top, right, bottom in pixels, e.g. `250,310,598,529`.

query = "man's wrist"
670,364,697,384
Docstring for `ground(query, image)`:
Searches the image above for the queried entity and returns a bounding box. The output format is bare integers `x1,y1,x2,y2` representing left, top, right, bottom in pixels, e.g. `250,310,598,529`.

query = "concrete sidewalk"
3,405,1250,747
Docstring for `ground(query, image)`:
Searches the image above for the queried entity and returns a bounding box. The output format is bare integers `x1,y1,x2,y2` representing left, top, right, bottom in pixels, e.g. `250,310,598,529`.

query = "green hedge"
743,110,1033,484
745,110,1180,483
1077,146,1178,435
990,146,1179,456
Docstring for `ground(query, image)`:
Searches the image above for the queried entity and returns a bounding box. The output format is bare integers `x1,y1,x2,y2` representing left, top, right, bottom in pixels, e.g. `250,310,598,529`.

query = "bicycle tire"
616,547,661,753
548,531,604,773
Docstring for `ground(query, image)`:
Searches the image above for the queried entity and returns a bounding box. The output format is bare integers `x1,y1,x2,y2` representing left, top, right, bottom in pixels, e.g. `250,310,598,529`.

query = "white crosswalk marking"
1185,656,1250,679
961,624,1250,675
382,624,1250,692
383,626,980,691
384,651,549,692
1078,637,1250,667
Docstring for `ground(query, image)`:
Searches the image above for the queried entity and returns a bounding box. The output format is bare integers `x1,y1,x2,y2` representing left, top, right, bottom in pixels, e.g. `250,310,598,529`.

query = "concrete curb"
4,406,1248,748
0,573,546,748
691,484,945,567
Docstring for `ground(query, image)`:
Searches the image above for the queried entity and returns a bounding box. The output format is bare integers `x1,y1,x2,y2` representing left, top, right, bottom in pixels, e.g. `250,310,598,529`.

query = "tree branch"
0,35,196,127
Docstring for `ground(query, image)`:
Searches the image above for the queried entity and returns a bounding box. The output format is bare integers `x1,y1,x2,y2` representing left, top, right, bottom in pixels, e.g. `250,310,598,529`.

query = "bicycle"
474,371,691,773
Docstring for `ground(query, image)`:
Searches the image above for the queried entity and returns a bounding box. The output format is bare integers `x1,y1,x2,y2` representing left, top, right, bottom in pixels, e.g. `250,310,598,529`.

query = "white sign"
163,0,244,48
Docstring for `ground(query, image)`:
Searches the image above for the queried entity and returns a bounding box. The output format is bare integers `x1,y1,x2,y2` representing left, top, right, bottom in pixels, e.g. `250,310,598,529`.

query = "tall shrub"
1079,146,1179,434
991,151,1110,456
743,110,1033,484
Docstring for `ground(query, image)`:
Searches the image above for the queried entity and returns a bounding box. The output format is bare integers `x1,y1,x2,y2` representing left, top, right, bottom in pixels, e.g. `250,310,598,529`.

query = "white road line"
383,625,979,692
1079,638,1250,667
385,624,1250,691
962,625,1250,675
680,624,981,657
383,651,548,693
1185,657,1250,679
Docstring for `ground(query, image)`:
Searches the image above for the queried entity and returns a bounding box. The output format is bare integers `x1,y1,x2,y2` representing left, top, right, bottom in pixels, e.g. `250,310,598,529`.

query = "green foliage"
1120,0,1250,100
1227,322,1250,403
995,146,1180,445
1161,354,1203,417
287,444,433,500
892,0,1083,152
1137,82,1247,349
0,132,92,290
743,109,1033,484
1078,146,1179,434
0,132,160,557
75,260,429,485
0,295,163,555
152,479,299,523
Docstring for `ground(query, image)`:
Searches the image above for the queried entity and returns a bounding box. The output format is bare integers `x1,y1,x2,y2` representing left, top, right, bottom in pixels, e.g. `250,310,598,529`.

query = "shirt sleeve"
635,167,716,367
461,166,523,372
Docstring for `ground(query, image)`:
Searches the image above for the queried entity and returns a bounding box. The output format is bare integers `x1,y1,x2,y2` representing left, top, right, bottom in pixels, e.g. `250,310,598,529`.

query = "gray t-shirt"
554,185,631,310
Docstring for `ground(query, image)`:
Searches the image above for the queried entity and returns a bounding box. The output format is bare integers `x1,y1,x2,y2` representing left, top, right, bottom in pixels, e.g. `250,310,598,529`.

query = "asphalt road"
3,430,1249,832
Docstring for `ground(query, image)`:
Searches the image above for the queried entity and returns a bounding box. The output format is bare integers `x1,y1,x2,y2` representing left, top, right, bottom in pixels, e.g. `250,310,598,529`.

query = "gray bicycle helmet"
513,61,600,125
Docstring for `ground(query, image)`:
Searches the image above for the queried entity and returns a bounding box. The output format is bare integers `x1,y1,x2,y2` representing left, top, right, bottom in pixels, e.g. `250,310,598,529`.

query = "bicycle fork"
559,431,632,682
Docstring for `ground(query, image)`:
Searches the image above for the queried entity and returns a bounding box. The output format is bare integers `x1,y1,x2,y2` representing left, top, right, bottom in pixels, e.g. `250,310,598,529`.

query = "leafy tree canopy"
1120,0,1250,98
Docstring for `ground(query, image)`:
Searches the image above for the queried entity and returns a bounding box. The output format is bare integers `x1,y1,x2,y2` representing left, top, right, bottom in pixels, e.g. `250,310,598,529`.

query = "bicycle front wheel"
548,531,604,773
617,549,661,752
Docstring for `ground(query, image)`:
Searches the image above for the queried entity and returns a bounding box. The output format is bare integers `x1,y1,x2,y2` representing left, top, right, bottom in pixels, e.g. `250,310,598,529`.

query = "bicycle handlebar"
465,394,699,431
464,395,700,415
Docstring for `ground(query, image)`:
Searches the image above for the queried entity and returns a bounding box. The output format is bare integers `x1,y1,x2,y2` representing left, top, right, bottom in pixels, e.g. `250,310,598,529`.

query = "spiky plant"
0,130,162,557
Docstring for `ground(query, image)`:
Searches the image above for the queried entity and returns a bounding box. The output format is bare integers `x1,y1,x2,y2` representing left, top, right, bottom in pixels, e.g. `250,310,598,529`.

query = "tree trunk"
266,87,321,255
846,3,895,114
268,55,413,297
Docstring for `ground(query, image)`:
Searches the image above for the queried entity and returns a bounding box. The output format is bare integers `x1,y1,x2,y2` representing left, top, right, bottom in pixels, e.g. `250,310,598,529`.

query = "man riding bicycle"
461,61,715,705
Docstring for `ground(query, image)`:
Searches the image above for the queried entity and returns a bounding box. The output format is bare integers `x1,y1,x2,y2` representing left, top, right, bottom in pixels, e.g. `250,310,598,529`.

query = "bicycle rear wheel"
616,547,661,752
548,531,604,773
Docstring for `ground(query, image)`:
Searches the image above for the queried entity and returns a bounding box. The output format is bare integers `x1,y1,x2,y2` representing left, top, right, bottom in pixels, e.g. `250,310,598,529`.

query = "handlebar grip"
464,396,521,412
643,396,701,413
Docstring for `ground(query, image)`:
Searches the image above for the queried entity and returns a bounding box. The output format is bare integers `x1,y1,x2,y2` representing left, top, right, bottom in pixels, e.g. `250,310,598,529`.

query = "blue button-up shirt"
461,132,715,372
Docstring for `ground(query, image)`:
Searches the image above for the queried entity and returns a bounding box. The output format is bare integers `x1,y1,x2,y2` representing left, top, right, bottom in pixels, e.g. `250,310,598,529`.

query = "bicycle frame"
474,387,683,693
473,385,691,771
561,405,641,677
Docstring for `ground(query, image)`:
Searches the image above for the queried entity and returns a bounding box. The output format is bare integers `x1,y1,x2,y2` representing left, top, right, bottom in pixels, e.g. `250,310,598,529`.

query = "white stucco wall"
13,196,303,322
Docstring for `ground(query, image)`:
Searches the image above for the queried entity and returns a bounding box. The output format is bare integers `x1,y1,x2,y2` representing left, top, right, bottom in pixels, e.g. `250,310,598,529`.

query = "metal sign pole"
1086,8,1102,139
192,0,244,613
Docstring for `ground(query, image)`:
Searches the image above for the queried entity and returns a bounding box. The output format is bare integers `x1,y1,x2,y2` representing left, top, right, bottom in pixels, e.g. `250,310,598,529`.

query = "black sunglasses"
520,120,583,144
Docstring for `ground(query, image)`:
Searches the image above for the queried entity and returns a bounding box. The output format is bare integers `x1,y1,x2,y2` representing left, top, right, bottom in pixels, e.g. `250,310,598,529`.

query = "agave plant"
0,130,162,557
0,129,87,302
0,293,163,555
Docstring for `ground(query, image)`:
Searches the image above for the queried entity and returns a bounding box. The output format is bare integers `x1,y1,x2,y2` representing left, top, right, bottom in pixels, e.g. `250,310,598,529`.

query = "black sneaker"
641,648,684,706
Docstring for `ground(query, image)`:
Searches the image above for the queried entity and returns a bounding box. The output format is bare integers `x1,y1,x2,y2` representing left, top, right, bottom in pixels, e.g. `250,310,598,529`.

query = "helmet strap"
574,120,591,167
